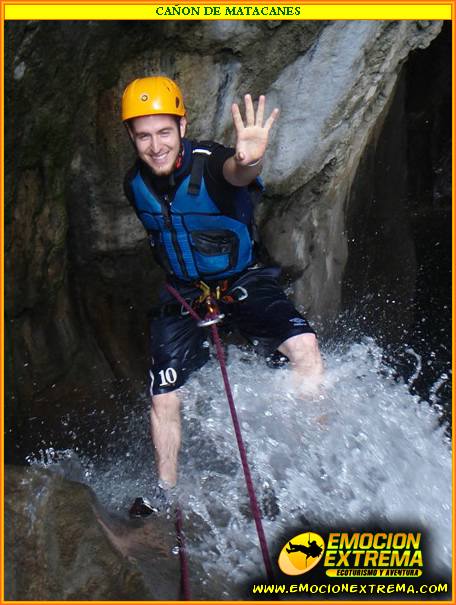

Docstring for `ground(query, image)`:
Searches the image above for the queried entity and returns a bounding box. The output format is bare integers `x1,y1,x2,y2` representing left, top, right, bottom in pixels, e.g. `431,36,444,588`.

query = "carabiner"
229,286,248,301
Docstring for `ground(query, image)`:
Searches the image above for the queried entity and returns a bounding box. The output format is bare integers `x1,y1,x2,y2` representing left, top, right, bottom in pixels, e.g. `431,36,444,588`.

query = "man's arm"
223,94,279,187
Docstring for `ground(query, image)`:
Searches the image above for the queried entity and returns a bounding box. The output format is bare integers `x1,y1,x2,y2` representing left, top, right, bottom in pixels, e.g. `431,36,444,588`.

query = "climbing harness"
165,281,275,586
193,280,225,326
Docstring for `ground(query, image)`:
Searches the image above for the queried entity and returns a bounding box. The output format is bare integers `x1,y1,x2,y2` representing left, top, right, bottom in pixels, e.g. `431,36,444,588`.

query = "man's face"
128,114,187,176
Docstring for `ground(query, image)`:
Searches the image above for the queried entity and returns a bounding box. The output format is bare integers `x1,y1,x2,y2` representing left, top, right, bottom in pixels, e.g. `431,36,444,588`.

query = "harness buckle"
194,281,211,305
193,282,225,327
197,296,225,327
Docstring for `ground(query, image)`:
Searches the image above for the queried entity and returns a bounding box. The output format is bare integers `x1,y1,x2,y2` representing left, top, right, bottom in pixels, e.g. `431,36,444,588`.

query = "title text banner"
4,4,453,21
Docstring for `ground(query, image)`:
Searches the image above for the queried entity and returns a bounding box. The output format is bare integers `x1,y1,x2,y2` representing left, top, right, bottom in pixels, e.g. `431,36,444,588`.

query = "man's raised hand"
231,94,279,167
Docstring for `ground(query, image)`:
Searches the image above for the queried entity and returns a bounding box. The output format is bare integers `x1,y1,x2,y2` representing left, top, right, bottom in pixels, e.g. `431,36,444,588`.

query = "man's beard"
145,148,180,177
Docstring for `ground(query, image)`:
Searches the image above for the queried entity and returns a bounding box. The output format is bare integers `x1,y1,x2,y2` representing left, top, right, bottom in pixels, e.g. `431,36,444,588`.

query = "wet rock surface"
5,465,224,600
5,465,152,599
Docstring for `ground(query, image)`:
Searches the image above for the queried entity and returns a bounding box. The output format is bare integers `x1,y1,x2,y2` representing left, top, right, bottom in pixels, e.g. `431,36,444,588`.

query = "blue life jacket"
129,141,262,282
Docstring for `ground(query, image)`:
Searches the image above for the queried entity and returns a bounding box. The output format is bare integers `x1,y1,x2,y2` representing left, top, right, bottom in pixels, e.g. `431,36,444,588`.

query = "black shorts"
148,266,315,395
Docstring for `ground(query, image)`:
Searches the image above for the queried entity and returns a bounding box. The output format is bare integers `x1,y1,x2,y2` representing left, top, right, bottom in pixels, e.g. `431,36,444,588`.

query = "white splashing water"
28,337,451,585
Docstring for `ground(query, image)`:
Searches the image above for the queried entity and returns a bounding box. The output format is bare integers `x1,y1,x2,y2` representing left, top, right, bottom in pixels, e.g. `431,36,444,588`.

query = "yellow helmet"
122,76,186,121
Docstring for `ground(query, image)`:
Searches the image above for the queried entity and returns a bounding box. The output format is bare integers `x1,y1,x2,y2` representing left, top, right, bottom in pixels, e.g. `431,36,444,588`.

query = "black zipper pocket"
191,230,239,269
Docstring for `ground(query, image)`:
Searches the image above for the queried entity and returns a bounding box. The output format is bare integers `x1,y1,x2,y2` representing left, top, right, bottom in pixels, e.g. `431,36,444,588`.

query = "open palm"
231,94,279,166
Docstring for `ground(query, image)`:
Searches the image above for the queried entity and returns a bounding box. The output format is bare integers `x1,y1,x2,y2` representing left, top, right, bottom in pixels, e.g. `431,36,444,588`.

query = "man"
121,76,323,512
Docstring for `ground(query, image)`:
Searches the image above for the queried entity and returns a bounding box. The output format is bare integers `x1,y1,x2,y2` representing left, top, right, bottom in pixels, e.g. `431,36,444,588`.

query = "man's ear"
179,116,187,138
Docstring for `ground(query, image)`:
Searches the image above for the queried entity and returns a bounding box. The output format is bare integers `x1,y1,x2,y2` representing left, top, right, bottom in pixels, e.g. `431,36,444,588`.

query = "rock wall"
4,465,171,600
5,20,446,449
5,465,238,600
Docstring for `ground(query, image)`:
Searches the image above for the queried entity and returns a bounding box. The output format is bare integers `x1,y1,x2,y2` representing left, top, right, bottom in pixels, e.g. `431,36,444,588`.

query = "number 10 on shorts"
159,368,178,386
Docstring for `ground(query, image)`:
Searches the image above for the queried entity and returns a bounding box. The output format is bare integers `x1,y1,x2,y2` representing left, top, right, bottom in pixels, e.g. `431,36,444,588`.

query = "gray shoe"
129,485,170,518
261,481,280,521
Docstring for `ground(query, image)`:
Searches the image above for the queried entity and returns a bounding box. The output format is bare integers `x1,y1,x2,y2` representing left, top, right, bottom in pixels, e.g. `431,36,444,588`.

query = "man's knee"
278,333,321,366
151,390,181,420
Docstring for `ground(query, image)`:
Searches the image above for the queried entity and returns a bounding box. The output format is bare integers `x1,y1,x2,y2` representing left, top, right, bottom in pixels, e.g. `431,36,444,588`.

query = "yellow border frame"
2,3,454,20
1,1,454,604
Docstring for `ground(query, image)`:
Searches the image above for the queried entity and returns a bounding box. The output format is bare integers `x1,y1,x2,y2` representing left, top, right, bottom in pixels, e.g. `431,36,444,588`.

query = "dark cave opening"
341,22,452,420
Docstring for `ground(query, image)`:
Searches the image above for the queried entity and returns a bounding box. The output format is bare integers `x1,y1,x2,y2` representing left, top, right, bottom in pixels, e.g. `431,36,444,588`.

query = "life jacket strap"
187,144,213,196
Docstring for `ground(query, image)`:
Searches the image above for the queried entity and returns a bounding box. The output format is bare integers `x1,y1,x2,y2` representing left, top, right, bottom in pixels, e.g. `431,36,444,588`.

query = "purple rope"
165,283,202,323
210,323,274,581
175,505,191,600
165,283,274,582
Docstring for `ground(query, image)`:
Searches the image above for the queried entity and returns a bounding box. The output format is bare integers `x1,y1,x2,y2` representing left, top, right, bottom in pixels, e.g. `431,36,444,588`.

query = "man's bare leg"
278,333,324,397
150,390,181,488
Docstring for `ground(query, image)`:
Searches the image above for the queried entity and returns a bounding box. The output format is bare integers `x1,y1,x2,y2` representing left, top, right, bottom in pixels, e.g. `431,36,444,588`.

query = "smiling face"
128,114,187,176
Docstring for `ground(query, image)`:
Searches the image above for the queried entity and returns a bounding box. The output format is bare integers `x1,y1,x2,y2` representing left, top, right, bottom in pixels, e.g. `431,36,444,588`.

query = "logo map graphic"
278,532,326,576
